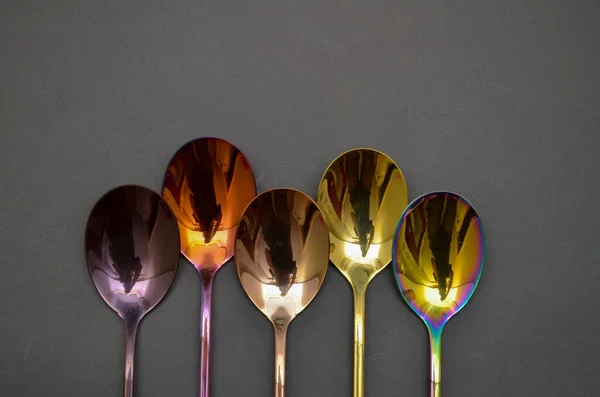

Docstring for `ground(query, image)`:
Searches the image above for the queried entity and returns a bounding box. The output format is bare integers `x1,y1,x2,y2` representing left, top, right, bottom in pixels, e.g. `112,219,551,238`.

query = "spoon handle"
428,326,442,397
273,321,289,397
199,274,215,397
352,287,367,397
123,314,141,397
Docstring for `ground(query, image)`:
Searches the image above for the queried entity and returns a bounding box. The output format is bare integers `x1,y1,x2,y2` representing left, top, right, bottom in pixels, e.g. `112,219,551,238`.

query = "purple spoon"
84,185,180,397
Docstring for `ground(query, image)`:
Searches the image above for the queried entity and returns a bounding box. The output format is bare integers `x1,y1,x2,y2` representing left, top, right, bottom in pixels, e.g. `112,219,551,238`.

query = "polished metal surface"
393,191,485,397
84,185,180,397
235,188,330,397
317,148,407,397
162,137,256,397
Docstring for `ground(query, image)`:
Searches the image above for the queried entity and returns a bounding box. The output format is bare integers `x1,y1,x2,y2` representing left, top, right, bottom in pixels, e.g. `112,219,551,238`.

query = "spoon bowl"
84,185,180,397
393,191,485,397
235,188,330,397
162,137,257,272
162,137,256,397
317,148,407,397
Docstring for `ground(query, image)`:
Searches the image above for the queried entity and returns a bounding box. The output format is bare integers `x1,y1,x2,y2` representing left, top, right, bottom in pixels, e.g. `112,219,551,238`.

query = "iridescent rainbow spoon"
393,191,485,397
162,137,256,397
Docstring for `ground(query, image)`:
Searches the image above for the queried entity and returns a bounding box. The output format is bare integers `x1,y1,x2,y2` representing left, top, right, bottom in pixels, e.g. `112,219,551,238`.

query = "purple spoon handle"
199,271,215,397
123,313,141,397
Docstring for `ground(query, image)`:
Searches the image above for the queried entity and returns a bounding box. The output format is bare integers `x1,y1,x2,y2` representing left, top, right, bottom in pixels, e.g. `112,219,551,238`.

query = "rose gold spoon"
162,137,256,397
234,188,330,397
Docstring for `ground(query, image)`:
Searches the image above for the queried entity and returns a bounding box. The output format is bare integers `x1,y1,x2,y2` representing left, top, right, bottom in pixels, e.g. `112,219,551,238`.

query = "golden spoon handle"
428,326,443,397
274,321,289,397
352,286,367,397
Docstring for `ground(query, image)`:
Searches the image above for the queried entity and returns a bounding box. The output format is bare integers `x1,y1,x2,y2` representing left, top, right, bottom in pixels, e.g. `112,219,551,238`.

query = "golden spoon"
234,188,330,397
317,148,408,397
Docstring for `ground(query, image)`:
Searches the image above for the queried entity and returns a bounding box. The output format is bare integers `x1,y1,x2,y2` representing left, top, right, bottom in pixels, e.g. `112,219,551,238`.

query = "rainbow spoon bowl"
392,191,485,397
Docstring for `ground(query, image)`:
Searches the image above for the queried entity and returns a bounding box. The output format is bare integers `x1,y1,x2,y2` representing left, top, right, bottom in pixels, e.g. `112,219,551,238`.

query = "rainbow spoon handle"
428,326,442,397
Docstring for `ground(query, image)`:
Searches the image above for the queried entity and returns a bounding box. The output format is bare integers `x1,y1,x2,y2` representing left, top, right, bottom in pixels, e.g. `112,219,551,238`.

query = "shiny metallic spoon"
162,137,256,397
317,148,408,397
393,191,485,397
84,185,180,397
234,188,330,397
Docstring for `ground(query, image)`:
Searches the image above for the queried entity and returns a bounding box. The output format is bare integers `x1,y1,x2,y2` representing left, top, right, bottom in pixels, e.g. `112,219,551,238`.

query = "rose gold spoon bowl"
84,185,180,397
162,137,256,397
234,188,330,397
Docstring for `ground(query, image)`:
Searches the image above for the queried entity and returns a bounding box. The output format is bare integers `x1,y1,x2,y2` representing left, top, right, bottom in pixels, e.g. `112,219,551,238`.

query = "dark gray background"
1,1,599,396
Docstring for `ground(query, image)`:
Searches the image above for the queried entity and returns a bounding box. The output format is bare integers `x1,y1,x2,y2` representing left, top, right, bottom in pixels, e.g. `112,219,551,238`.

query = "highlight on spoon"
393,191,485,330
317,147,408,275
162,137,257,272
84,184,181,317
234,188,330,322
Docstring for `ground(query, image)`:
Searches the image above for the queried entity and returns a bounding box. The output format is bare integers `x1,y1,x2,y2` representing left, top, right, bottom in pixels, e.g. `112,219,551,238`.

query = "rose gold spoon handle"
274,322,289,397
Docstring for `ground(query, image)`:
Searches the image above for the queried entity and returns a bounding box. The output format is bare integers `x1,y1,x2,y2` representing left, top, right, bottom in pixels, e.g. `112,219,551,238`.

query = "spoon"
162,137,256,397
392,191,485,397
84,185,180,397
234,188,330,397
317,148,407,397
